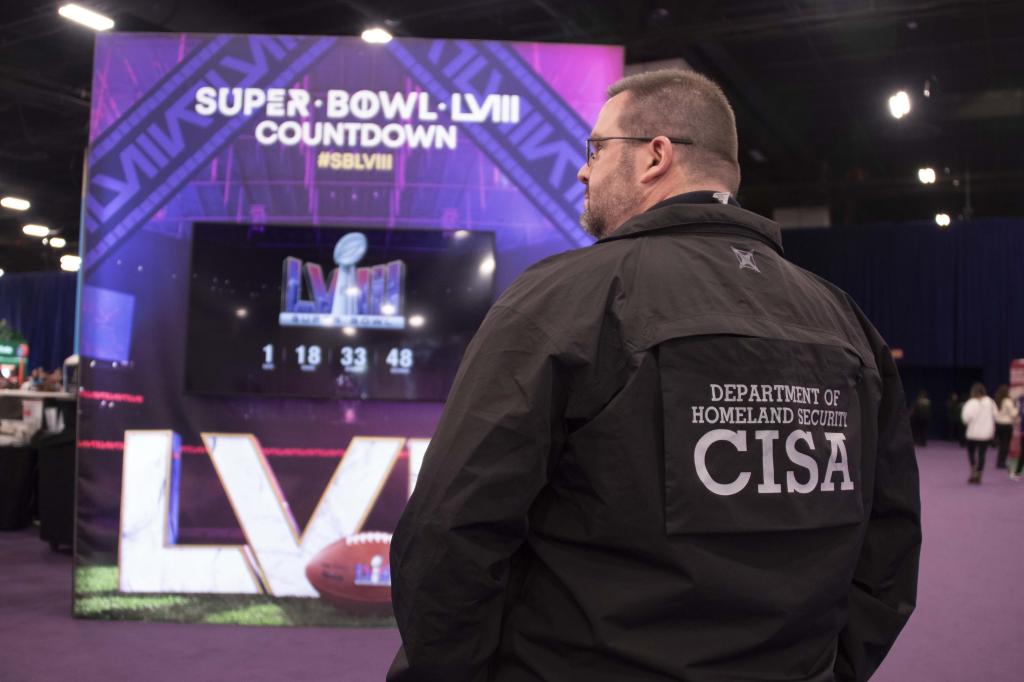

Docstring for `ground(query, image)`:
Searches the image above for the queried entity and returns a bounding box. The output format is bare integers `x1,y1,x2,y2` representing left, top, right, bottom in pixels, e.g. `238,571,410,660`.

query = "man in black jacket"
388,69,920,682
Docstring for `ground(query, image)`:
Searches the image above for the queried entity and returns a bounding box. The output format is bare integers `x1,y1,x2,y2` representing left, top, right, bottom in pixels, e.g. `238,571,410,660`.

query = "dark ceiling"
2,0,1023,273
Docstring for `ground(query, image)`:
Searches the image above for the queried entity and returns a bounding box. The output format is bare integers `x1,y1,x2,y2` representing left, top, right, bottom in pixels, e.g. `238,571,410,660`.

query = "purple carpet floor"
2,440,1022,680
873,440,1023,681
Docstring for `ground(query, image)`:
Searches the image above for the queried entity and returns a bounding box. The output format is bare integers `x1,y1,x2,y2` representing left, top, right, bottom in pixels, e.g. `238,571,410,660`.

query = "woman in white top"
961,382,998,484
993,384,1020,471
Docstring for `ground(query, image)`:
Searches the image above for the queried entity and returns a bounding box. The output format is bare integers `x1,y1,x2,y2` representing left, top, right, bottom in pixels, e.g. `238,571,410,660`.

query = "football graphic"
305,531,393,614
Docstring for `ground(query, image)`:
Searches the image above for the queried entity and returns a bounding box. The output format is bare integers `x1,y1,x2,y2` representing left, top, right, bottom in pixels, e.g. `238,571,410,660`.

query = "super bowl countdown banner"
75,33,622,626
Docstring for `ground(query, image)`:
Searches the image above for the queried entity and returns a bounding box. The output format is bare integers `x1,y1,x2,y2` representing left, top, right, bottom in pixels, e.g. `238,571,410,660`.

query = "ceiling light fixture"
23,224,50,238
917,167,936,184
1,196,31,211
60,254,82,272
935,213,951,228
50,237,67,249
361,27,393,44
58,4,115,31
888,91,911,119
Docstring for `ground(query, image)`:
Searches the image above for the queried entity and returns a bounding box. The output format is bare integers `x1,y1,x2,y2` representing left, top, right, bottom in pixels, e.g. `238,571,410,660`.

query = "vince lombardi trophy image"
331,232,368,318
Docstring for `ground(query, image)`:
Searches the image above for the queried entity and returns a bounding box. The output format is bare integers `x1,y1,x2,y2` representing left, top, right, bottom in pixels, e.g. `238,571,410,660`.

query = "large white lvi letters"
118,430,429,596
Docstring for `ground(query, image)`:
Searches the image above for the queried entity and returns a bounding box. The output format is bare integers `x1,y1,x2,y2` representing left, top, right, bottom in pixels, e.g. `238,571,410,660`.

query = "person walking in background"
961,382,998,484
945,392,961,442
910,390,932,446
993,384,1019,470
1014,397,1024,482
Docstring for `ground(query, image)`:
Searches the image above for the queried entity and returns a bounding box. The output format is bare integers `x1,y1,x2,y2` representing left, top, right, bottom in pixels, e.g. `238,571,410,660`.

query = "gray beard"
579,152,637,240
579,208,604,239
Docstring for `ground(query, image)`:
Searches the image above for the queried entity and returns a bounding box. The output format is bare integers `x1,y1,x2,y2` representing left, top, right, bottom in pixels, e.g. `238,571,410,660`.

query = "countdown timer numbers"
386,347,414,374
296,344,322,371
260,343,414,375
339,346,367,372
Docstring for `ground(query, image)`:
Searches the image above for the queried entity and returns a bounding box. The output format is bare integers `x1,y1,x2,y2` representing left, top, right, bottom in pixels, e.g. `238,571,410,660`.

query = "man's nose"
577,162,589,184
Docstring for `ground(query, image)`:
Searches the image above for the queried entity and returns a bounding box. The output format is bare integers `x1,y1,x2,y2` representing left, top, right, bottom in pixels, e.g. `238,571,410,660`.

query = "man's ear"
639,136,675,184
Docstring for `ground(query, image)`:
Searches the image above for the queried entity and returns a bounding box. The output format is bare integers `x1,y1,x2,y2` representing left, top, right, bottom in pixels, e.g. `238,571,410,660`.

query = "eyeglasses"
585,136,694,167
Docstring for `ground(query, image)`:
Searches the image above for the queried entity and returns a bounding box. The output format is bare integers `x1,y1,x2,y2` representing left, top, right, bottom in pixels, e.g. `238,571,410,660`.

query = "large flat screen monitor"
185,222,495,401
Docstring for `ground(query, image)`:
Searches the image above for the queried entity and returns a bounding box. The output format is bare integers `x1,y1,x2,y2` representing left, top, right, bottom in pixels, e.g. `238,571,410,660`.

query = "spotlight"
58,4,115,31
935,213,951,228
342,326,357,337
478,256,496,276
888,91,911,119
60,254,82,272
50,237,67,248
408,315,425,328
0,268,4,278
235,308,248,318
361,27,393,44
917,167,936,184
1,196,30,211
23,224,50,237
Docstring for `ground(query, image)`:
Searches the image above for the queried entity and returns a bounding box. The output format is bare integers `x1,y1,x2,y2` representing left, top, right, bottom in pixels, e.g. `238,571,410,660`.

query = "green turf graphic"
73,566,394,628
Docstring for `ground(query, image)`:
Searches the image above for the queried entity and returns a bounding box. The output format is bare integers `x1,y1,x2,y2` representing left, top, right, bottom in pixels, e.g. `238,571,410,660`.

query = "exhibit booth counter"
0,389,77,547
72,31,622,626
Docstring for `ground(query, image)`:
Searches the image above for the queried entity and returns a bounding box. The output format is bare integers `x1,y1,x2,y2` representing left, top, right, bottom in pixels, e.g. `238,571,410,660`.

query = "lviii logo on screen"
117,431,429,596
280,232,407,331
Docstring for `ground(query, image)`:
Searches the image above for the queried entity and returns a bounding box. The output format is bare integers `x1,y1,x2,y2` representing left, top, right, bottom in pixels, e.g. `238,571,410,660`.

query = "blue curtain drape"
783,218,1024,390
0,272,77,372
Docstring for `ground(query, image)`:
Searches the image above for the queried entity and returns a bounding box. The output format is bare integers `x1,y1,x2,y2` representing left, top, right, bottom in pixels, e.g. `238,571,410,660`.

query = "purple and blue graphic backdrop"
75,33,622,625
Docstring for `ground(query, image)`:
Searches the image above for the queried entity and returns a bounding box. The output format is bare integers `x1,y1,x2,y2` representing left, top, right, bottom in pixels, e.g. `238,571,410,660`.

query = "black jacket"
388,200,921,682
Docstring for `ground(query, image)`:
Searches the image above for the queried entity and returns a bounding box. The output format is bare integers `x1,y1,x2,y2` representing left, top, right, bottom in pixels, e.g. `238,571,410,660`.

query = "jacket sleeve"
961,400,976,425
387,305,566,682
834,339,922,682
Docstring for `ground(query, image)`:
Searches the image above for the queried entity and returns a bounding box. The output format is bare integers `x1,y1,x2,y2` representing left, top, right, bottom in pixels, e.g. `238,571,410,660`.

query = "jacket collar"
596,200,785,256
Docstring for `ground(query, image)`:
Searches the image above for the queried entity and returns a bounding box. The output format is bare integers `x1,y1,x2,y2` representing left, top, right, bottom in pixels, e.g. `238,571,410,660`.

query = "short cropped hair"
607,69,740,192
